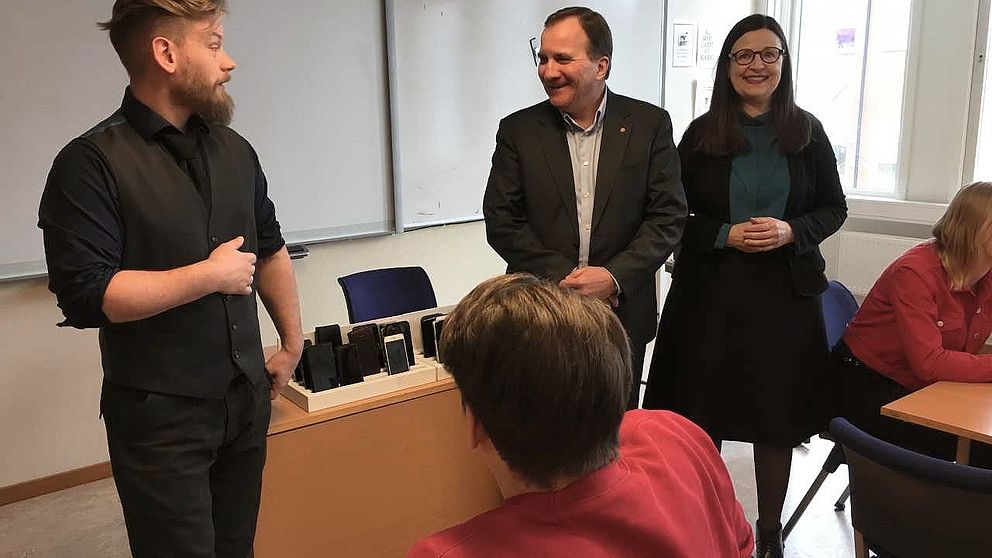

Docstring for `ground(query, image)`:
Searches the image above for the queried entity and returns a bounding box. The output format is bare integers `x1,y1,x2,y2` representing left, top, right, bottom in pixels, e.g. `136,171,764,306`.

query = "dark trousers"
102,374,271,558
628,342,646,411
836,345,992,467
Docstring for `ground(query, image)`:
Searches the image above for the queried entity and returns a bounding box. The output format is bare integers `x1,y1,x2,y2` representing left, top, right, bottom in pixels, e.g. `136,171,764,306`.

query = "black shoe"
753,522,784,558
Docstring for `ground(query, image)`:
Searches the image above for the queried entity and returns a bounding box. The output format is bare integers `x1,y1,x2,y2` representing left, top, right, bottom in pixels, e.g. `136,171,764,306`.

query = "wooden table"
881,381,992,464
256,378,502,557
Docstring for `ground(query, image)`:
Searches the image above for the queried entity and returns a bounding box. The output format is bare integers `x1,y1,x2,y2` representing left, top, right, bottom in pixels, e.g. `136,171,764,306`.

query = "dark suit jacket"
675,111,847,296
483,91,687,346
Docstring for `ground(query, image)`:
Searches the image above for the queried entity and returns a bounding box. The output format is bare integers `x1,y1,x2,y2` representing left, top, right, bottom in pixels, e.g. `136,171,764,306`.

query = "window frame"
763,0,990,224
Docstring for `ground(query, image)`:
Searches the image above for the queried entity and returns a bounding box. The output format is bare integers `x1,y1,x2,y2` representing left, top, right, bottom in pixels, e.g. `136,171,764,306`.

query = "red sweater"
844,241,992,390
407,410,753,558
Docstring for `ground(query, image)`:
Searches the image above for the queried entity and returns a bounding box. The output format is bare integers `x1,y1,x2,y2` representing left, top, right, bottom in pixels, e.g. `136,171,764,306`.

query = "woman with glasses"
643,14,846,558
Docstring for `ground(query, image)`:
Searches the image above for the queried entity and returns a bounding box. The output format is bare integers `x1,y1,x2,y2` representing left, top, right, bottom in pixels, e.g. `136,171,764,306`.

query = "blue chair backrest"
820,280,859,350
337,266,438,323
830,418,992,557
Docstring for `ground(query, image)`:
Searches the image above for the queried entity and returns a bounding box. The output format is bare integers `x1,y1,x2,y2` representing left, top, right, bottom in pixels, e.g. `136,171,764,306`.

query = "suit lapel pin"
619,127,627,134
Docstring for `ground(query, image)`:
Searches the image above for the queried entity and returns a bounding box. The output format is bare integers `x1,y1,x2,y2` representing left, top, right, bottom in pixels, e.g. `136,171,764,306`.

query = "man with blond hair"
38,1,303,555
408,274,753,557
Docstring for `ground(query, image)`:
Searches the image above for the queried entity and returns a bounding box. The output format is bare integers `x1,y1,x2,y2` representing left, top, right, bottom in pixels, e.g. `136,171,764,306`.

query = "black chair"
783,280,859,540
830,417,992,557
337,266,438,323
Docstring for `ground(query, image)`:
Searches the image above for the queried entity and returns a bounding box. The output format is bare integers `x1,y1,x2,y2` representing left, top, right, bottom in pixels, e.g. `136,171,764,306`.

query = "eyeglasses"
530,37,540,67
728,47,785,66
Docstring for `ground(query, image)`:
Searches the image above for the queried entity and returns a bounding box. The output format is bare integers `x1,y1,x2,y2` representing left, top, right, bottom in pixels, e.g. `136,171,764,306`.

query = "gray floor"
0,437,853,557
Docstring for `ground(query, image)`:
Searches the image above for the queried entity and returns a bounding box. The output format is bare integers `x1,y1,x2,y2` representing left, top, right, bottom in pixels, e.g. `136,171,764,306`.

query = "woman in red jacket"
839,182,992,460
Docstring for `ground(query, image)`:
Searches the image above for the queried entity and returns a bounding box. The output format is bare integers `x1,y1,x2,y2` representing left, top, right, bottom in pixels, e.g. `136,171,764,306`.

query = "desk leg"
956,437,971,465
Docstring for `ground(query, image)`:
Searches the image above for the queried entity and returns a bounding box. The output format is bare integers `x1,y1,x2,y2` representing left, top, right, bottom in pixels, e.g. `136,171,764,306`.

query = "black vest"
84,110,266,398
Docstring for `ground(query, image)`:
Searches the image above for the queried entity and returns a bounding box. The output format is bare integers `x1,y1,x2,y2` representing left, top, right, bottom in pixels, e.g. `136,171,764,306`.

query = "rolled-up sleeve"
38,139,122,328
251,147,285,259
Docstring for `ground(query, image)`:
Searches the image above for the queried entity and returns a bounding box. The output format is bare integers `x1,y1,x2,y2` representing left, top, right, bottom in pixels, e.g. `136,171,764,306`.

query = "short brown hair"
98,0,228,77
545,6,613,78
440,274,632,489
933,182,992,289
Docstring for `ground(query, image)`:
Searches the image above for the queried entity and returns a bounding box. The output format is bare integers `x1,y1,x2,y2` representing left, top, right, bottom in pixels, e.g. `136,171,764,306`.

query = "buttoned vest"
83,110,266,398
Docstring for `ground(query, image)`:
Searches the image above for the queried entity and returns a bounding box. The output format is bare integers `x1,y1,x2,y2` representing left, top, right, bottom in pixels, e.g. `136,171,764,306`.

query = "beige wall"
0,222,506,488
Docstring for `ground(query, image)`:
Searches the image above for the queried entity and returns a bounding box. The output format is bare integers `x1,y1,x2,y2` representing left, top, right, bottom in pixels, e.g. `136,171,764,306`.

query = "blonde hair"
98,0,227,77
932,182,992,289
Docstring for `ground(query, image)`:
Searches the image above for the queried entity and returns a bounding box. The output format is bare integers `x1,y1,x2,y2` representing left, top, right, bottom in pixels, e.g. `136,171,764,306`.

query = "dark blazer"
483,91,687,346
674,112,847,296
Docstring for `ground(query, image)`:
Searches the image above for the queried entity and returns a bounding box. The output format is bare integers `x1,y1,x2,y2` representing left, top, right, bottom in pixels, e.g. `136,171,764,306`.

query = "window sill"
846,195,947,225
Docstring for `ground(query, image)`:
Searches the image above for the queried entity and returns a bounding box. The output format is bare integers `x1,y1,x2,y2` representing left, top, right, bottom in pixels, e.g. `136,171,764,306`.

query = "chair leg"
782,442,846,540
782,469,829,540
834,485,850,511
854,529,868,558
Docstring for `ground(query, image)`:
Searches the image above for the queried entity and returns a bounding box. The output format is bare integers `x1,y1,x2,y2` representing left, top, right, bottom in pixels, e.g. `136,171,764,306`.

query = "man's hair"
933,182,992,290
440,274,632,489
98,0,228,77
545,6,613,78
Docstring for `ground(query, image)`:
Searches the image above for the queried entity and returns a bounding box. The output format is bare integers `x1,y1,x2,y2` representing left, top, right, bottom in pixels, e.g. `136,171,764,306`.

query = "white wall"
0,222,505,487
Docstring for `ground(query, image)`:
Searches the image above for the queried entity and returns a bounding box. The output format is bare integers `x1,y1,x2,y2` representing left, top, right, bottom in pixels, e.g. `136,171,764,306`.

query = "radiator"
829,231,922,297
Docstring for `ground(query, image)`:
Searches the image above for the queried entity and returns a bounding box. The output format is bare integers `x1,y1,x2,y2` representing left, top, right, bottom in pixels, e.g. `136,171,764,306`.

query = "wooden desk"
881,381,992,464
256,378,501,557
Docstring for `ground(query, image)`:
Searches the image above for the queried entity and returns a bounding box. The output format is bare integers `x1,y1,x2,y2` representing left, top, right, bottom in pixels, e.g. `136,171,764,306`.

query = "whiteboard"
386,0,665,229
0,0,392,280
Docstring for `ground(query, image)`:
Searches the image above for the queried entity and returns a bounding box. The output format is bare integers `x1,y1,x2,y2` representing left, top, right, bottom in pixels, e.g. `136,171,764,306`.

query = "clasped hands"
727,217,793,252
559,266,619,308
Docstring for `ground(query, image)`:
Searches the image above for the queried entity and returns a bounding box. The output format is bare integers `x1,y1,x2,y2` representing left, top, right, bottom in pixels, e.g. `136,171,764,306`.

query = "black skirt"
643,249,831,446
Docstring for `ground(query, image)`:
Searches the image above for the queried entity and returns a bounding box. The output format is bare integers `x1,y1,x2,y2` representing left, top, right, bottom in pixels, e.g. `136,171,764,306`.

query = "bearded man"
37,1,303,556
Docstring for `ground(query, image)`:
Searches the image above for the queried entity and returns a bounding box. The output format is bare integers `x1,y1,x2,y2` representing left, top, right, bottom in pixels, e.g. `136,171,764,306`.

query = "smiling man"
483,6,686,409
38,1,303,556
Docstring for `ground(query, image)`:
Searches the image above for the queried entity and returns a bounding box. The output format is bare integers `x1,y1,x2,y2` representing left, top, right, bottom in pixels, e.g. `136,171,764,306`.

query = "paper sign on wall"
672,21,697,68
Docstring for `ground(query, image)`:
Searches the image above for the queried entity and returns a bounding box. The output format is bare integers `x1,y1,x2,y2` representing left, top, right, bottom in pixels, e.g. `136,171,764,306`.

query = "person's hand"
742,217,794,251
559,266,618,304
265,347,301,400
725,222,755,252
208,236,256,295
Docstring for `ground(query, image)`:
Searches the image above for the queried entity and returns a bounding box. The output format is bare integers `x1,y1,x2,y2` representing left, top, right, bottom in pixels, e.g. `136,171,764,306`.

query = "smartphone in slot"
420,313,444,358
383,334,411,375
293,339,313,384
302,343,339,392
382,321,415,366
432,315,447,363
314,324,342,347
335,343,364,386
348,326,383,376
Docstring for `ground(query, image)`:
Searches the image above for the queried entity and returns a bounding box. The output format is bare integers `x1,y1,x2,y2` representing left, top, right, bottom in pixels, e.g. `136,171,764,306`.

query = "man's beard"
173,66,235,126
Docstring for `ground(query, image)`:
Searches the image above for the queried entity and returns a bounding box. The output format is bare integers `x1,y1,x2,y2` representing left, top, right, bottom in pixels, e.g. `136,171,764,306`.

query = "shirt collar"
562,87,609,133
121,87,210,141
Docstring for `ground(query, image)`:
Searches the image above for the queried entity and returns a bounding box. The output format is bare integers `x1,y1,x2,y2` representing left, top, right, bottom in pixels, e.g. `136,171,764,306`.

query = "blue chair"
337,266,438,323
783,280,859,540
831,417,992,557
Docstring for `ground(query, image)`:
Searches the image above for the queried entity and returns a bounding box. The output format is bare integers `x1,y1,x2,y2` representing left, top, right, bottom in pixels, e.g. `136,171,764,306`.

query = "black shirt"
39,89,284,329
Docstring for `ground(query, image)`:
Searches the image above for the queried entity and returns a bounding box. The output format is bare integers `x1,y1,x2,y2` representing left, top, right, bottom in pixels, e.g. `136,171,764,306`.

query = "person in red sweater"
839,181,992,461
407,274,753,558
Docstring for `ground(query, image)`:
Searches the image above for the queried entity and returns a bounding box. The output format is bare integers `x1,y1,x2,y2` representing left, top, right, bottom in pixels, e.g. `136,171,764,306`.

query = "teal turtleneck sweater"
715,112,791,248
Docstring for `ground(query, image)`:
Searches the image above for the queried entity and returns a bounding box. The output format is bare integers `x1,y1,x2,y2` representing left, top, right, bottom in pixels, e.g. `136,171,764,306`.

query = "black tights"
712,438,792,538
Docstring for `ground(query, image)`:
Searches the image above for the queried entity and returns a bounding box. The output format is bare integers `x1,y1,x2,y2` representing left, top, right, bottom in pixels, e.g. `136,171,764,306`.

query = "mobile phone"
314,324,342,347
335,343,364,386
293,339,313,384
420,313,444,358
348,325,383,376
302,343,339,392
383,334,411,375
382,321,415,365
432,315,447,363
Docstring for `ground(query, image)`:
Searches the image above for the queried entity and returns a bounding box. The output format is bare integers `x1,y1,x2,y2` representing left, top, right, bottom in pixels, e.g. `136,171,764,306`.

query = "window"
973,4,992,182
793,0,913,196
